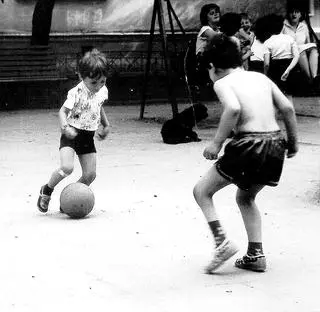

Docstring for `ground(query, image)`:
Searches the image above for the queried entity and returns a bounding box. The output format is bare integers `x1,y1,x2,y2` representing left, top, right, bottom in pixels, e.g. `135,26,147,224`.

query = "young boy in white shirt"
37,49,110,213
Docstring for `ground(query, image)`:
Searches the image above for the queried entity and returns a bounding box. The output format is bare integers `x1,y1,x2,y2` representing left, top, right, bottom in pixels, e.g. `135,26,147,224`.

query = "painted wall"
0,0,288,34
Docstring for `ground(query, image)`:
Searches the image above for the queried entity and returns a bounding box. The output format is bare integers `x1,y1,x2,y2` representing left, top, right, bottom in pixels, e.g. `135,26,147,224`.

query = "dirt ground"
0,101,320,312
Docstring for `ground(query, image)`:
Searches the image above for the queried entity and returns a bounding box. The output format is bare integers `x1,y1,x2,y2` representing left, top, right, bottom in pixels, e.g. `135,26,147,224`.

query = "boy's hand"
281,70,290,81
203,142,222,160
287,142,298,158
96,125,110,140
62,125,78,139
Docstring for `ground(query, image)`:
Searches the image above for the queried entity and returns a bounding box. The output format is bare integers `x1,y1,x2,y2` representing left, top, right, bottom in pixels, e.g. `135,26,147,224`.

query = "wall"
0,0,289,34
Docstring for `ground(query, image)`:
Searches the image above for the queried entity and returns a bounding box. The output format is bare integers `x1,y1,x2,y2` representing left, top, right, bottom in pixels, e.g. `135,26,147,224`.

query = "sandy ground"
0,102,320,312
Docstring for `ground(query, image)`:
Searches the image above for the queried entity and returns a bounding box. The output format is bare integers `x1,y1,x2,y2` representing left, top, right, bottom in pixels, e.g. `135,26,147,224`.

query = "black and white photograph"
0,0,319,311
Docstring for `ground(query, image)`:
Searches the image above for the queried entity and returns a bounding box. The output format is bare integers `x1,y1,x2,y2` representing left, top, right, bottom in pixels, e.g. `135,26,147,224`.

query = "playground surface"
0,101,319,312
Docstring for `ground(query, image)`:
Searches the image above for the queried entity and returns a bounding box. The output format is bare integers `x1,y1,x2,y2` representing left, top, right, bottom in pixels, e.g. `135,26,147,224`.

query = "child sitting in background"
238,13,255,69
282,2,319,85
196,3,221,56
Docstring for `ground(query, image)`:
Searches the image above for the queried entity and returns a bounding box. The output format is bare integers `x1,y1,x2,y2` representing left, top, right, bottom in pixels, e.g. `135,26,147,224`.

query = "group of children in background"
196,2,319,94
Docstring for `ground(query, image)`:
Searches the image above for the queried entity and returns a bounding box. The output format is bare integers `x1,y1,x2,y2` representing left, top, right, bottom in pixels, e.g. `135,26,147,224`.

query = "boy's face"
83,75,107,93
207,8,220,25
241,18,251,31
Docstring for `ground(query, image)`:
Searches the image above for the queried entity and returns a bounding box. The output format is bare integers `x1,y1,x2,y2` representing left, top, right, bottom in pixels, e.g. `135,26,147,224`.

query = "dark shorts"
216,131,286,190
60,129,96,155
269,58,292,93
248,60,264,74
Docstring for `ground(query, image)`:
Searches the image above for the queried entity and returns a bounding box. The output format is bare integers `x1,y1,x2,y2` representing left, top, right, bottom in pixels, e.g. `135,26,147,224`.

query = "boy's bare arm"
281,42,299,81
271,82,298,157
59,106,70,130
263,53,270,76
59,106,78,139
97,105,110,140
203,83,240,160
100,105,110,128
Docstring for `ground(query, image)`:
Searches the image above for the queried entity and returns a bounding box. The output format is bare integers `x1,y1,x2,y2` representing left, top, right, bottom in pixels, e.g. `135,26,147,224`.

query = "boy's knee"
193,183,212,201
236,192,255,207
59,166,73,177
193,184,199,200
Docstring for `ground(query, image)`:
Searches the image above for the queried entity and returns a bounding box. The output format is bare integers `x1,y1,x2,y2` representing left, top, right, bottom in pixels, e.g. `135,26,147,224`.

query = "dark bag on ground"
161,103,208,144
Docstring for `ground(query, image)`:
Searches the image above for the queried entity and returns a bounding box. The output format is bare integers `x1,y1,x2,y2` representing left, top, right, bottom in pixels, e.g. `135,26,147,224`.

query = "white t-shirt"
281,19,317,53
63,81,108,131
196,25,220,55
264,34,297,60
250,37,269,61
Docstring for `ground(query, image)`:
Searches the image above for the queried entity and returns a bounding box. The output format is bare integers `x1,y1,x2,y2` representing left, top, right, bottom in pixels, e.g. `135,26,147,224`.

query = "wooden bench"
0,44,68,109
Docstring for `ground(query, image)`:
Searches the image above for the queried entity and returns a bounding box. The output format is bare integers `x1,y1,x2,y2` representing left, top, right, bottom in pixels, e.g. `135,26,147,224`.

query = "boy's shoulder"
216,69,269,89
265,33,294,45
67,81,83,95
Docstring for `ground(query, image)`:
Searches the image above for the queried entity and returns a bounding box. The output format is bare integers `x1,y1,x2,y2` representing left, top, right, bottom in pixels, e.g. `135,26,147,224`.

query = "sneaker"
37,185,51,213
205,239,239,274
235,254,266,272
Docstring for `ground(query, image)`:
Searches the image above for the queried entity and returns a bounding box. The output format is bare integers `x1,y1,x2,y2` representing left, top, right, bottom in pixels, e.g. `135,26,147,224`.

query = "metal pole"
140,0,157,119
157,0,178,117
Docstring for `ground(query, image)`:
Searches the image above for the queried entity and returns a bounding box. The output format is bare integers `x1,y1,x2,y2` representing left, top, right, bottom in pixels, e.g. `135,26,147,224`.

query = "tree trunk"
31,0,56,45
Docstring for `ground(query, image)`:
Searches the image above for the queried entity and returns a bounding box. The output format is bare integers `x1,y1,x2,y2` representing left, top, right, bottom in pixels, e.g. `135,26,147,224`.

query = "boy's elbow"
281,104,295,116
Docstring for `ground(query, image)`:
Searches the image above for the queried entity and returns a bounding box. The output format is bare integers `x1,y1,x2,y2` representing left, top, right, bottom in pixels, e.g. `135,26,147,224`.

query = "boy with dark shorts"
193,34,298,273
37,49,110,213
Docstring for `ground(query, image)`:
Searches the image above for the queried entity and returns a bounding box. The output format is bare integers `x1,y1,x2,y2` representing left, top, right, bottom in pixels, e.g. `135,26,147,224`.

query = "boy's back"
264,33,296,59
214,69,282,133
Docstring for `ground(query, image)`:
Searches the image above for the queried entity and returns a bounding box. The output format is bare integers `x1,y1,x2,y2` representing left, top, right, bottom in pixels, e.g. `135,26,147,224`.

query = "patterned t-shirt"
63,81,108,131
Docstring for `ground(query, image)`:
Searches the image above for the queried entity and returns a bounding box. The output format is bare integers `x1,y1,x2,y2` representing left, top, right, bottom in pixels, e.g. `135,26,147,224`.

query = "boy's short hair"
201,34,242,70
78,49,108,79
267,14,285,35
220,13,241,36
200,3,221,26
253,15,272,43
240,13,250,21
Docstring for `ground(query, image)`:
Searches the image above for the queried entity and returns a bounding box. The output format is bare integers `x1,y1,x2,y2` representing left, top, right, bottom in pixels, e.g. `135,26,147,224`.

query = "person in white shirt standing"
282,2,319,85
264,14,299,94
37,49,110,213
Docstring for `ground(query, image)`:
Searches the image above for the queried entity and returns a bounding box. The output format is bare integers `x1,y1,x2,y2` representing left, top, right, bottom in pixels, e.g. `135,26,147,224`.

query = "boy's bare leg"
193,164,231,222
236,184,264,242
299,52,312,83
78,153,96,186
48,147,75,189
38,147,74,213
309,48,319,79
235,184,267,272
193,164,238,273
